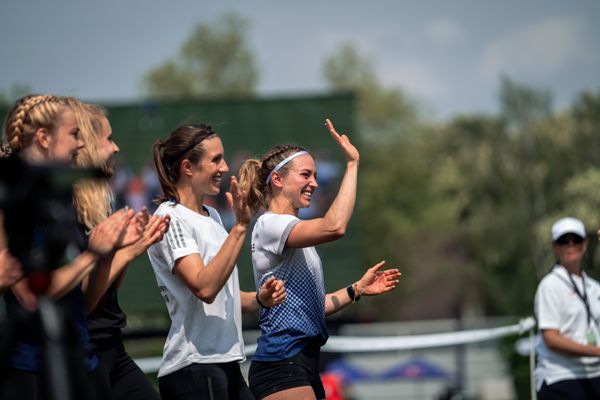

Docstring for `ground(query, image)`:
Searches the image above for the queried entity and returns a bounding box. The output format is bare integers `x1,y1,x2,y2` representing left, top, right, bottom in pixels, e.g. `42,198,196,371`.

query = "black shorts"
158,362,254,400
248,340,325,400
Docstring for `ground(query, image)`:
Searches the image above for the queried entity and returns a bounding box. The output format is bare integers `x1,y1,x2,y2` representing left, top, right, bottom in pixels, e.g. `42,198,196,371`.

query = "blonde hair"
238,144,307,214
1,94,69,158
65,97,113,230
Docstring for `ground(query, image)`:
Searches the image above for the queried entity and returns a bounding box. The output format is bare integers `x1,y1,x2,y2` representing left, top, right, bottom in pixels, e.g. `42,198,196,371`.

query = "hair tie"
265,151,308,184
0,143,15,157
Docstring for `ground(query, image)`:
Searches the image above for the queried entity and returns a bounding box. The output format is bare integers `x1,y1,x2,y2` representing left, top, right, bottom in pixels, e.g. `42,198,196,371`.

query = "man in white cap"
535,217,600,399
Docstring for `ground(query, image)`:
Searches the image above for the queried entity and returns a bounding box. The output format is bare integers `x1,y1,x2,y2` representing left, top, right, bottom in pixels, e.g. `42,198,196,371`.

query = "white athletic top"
251,212,328,361
534,265,600,389
147,202,245,378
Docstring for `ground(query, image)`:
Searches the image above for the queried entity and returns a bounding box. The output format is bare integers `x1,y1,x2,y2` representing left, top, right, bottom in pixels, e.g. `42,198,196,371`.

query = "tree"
142,12,259,99
322,43,419,140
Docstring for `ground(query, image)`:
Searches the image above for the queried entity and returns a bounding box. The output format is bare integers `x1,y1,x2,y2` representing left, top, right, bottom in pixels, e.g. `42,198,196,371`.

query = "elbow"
330,226,346,239
194,288,217,304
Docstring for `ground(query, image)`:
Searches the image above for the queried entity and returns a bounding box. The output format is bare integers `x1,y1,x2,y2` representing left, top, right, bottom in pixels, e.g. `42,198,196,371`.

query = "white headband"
265,150,308,184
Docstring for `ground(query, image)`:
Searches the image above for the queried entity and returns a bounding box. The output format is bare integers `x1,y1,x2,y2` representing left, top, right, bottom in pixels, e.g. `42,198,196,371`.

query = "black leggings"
158,362,254,400
93,337,159,400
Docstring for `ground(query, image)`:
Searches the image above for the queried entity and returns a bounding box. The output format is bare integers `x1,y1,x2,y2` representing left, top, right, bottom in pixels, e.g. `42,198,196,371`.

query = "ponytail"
153,139,180,204
238,159,266,214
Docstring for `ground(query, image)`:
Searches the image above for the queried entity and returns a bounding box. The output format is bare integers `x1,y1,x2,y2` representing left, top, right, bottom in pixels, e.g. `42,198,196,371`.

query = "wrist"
231,223,248,237
346,284,361,303
256,290,268,308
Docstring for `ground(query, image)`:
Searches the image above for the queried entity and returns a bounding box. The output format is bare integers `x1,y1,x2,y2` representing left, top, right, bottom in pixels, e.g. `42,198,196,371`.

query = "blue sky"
1,0,598,119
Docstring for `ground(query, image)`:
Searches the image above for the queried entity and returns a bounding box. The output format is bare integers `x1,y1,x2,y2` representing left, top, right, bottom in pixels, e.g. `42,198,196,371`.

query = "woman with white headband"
238,119,401,400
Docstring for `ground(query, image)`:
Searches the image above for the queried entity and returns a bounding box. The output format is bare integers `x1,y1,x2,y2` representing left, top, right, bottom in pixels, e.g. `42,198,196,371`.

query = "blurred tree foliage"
322,43,600,322
142,12,258,99
0,83,31,108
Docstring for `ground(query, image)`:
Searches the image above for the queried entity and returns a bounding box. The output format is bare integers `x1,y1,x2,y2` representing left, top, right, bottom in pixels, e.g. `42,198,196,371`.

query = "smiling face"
189,136,229,198
47,108,84,164
95,116,120,176
278,154,318,210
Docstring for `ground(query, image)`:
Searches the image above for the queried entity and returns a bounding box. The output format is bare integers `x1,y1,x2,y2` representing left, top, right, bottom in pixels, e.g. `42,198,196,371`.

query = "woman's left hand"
258,276,287,307
356,261,401,296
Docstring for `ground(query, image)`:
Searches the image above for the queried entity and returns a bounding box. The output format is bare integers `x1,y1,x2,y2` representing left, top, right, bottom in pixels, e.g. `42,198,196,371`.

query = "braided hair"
1,94,68,157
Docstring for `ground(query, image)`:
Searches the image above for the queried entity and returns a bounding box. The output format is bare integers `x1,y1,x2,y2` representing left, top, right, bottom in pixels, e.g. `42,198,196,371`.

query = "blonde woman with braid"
238,119,401,400
66,98,168,400
0,95,135,399
147,124,286,400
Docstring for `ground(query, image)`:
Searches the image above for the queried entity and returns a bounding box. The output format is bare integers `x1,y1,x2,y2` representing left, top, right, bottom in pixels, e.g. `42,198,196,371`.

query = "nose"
310,175,318,189
221,159,229,173
113,142,120,154
77,137,85,149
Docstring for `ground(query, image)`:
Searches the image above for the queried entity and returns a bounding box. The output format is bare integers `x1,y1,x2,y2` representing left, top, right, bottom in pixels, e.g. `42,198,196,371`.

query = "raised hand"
325,118,359,163
257,276,286,307
355,261,401,296
225,175,253,227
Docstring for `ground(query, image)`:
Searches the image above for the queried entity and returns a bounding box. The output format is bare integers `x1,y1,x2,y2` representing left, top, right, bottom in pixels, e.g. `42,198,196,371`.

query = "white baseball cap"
551,217,586,241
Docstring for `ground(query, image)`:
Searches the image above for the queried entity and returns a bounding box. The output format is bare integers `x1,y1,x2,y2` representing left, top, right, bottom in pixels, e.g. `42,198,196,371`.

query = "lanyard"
555,267,592,326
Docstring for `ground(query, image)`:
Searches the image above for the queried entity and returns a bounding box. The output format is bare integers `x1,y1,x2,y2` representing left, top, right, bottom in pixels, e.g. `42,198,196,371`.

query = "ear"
180,159,194,177
270,171,284,189
36,127,52,149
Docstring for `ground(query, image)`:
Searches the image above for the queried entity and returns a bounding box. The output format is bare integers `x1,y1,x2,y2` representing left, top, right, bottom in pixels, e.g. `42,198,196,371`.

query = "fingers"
229,175,239,195
325,118,342,142
262,276,276,288
368,260,386,273
225,192,234,211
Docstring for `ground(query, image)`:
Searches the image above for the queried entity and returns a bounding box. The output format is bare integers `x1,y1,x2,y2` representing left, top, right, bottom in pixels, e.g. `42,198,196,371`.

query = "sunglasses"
555,233,585,246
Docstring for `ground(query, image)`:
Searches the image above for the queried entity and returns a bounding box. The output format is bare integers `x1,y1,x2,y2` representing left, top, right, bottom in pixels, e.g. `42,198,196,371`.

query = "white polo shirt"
147,202,244,377
535,265,600,389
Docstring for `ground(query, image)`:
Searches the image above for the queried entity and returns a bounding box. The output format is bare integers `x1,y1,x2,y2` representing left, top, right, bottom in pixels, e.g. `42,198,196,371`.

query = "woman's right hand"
226,175,253,227
325,118,359,164
88,208,134,256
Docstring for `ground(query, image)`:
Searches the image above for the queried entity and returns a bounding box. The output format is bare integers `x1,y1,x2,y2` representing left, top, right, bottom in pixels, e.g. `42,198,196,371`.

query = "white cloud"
479,15,587,78
424,17,467,47
378,57,448,99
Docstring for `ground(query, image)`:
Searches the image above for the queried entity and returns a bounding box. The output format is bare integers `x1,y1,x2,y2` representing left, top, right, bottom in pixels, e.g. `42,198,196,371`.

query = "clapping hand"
257,276,286,307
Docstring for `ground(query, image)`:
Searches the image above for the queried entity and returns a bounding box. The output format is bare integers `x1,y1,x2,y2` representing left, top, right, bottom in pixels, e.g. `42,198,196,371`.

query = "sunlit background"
2,1,600,399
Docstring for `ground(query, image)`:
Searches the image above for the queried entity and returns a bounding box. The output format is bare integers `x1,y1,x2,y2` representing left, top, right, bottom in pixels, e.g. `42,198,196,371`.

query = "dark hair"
238,144,307,213
152,124,217,204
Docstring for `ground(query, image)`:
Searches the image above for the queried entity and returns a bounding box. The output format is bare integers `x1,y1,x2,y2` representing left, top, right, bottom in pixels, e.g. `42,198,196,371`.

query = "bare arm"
240,277,286,313
287,119,360,248
40,209,132,300
542,329,600,357
83,213,169,313
174,176,252,303
325,261,401,316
